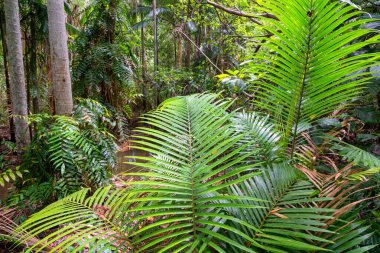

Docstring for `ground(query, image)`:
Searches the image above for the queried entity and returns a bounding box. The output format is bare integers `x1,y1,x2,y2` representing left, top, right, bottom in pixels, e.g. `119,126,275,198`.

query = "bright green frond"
231,111,281,163
226,163,335,252
122,94,262,252
18,187,137,252
249,0,379,157
331,139,380,168
318,219,377,253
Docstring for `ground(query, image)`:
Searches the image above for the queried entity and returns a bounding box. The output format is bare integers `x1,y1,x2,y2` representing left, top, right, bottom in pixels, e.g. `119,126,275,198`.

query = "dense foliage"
16,94,380,252
0,0,379,252
7,99,117,215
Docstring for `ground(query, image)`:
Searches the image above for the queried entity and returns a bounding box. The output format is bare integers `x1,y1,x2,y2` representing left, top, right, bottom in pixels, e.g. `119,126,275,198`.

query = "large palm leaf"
226,163,336,252
122,94,264,252
18,186,137,252
226,163,377,253
17,94,376,252
248,0,380,157
297,163,379,252
330,138,380,168
17,94,264,252
231,111,281,163
0,207,52,252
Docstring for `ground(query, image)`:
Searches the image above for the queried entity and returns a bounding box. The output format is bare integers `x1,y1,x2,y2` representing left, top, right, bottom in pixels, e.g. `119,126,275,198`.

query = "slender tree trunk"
194,6,202,61
184,1,192,68
47,0,73,115
23,29,34,140
109,0,117,44
4,0,31,152
0,16,15,142
30,4,39,113
24,30,32,116
152,0,159,107
140,0,146,80
175,26,182,68
185,37,191,67
153,0,158,74
105,0,118,107
45,38,55,113
140,0,148,109
141,34,146,78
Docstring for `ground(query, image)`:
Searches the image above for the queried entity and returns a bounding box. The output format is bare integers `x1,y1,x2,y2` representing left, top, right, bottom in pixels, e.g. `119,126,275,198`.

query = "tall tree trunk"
184,1,192,68
103,0,118,107
24,30,32,116
140,0,146,80
23,29,34,140
184,37,191,67
153,0,158,74
30,4,39,113
0,14,15,142
4,0,31,152
47,0,73,115
109,0,117,44
194,6,202,61
140,0,148,109
45,38,55,113
175,26,182,68
152,0,159,107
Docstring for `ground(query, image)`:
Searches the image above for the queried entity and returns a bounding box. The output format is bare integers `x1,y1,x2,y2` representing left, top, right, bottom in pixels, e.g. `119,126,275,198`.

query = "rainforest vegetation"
0,0,380,252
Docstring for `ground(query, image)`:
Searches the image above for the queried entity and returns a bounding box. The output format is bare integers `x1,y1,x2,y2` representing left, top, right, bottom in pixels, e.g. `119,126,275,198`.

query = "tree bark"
0,10,15,143
24,30,32,116
106,0,118,107
108,0,117,44
4,0,31,152
140,0,147,80
47,0,73,115
152,0,159,106
140,0,148,109
30,3,40,113
175,26,183,68
0,15,15,142
194,6,202,61
184,1,192,68
153,0,158,74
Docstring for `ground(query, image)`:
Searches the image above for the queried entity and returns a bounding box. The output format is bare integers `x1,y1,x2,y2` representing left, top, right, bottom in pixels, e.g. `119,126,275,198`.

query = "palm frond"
226,163,335,252
0,207,52,252
18,94,262,252
331,138,380,168
297,163,379,252
18,187,136,252
231,111,281,163
249,0,380,157
122,93,263,252
322,219,377,253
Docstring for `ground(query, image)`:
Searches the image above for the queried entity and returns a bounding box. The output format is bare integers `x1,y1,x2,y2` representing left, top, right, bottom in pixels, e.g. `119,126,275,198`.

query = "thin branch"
178,29,223,74
206,0,277,26
254,33,273,54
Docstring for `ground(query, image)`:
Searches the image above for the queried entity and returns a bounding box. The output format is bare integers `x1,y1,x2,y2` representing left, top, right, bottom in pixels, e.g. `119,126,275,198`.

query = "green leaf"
249,0,379,157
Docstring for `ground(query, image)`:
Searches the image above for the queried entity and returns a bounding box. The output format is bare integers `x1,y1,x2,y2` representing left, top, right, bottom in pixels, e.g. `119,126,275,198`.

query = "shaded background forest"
1,0,379,129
